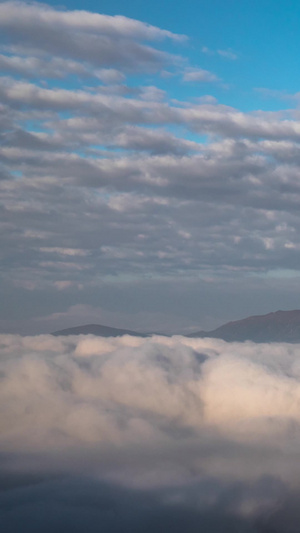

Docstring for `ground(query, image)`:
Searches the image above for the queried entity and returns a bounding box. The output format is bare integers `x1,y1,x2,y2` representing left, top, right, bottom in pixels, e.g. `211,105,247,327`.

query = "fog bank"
1,333,300,531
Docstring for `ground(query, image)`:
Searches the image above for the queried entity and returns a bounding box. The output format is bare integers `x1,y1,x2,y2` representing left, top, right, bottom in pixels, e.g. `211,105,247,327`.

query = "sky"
3,3,300,529
2,0,300,333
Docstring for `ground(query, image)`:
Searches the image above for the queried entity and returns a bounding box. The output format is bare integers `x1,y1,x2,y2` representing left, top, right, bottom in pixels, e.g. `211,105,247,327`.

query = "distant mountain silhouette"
52,310,300,342
52,324,149,337
188,310,300,342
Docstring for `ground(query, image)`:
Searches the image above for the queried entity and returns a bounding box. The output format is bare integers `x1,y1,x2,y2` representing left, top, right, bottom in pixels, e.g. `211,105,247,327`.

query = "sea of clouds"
1,333,300,531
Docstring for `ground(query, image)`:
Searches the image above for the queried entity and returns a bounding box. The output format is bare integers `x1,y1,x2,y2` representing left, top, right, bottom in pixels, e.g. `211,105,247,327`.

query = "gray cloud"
0,1,185,72
2,78,300,143
0,1,184,41
0,53,90,79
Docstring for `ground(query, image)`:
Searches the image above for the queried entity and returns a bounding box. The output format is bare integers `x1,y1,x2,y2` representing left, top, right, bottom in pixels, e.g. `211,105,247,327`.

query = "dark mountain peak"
189,309,300,343
52,324,149,337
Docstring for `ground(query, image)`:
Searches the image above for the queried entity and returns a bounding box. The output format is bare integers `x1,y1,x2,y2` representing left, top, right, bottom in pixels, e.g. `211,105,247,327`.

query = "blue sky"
1,0,300,334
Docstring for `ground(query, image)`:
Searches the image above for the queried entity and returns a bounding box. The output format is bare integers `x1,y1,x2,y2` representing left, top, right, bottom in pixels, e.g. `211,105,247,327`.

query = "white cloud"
2,332,300,533
183,67,218,83
2,333,300,486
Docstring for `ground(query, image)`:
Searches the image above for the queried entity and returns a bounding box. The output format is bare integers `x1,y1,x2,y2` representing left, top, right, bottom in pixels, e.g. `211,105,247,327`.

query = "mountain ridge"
188,309,300,342
52,310,300,342
52,323,149,337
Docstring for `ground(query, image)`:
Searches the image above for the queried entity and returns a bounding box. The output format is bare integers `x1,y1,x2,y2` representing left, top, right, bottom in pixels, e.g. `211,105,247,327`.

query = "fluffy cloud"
1,334,300,531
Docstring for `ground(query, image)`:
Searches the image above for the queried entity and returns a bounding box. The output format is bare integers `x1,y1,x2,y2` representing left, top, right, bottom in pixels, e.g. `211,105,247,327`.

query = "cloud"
217,49,238,60
0,1,185,42
183,67,219,83
0,1,185,73
2,78,300,142
202,46,238,60
95,68,125,84
0,53,89,79
1,334,300,531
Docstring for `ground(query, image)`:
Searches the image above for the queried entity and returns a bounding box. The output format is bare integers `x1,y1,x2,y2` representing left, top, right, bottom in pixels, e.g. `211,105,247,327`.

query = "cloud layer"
1,334,300,531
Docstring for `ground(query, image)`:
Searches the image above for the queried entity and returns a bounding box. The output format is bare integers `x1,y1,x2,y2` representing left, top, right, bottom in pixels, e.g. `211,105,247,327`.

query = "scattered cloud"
1,1,300,331
217,49,238,60
183,67,219,82
202,46,238,60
